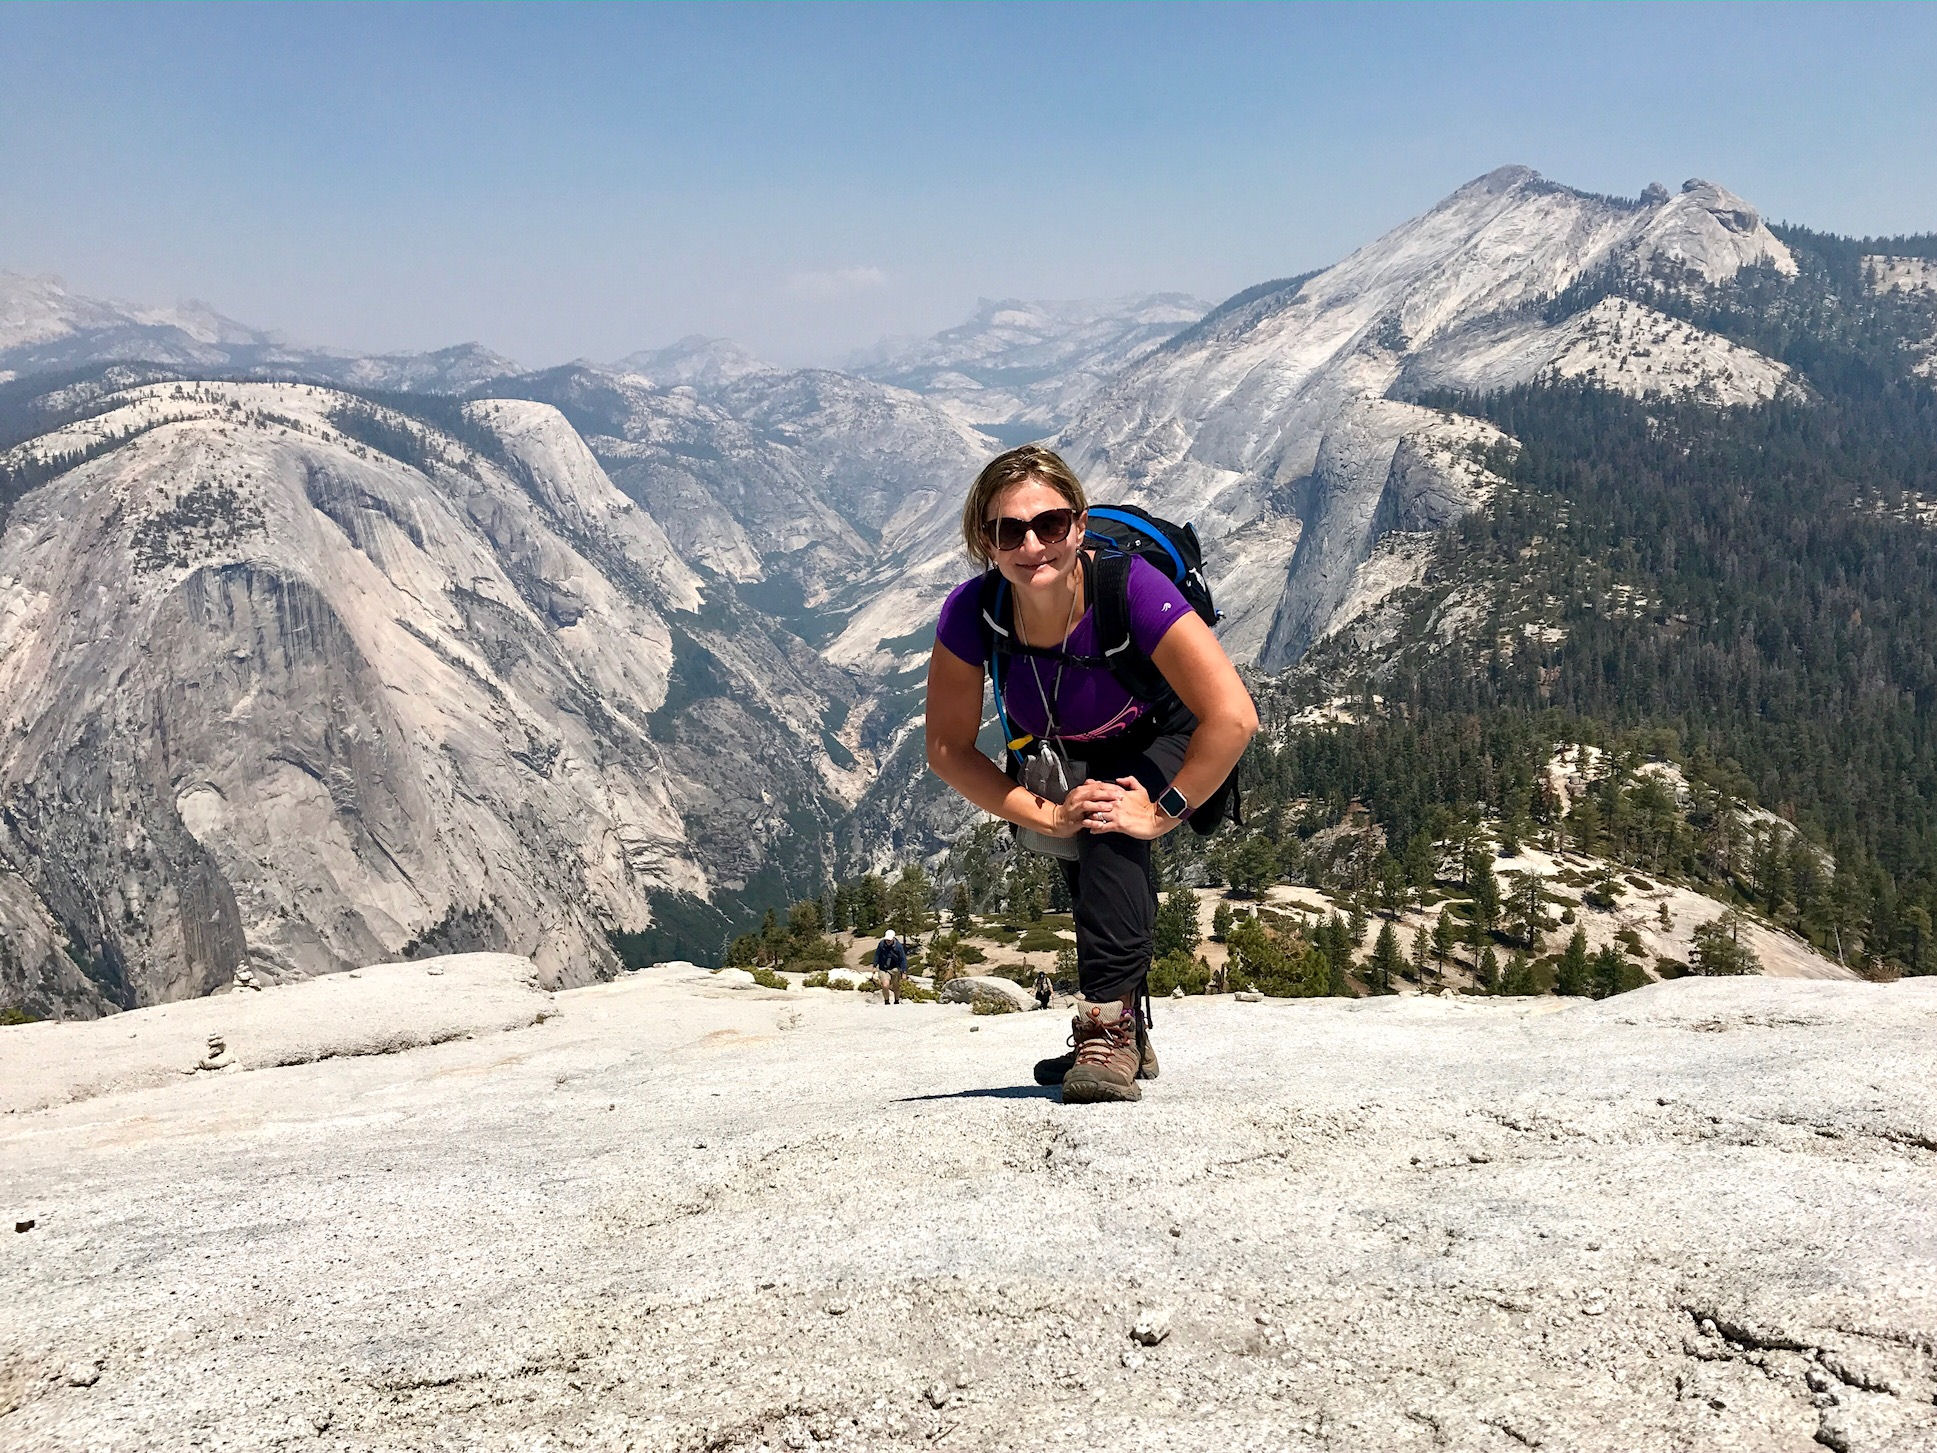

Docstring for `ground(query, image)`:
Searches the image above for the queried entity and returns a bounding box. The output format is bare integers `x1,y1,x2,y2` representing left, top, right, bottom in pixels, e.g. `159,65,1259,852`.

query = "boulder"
940,976,1033,1012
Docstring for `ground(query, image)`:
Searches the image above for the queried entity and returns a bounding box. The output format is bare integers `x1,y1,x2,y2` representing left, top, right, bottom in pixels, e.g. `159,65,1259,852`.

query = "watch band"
1156,785,1190,820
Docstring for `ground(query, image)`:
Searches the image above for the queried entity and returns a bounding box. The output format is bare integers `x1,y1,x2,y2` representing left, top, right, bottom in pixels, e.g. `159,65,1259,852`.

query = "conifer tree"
1477,942,1500,994
1155,887,1202,957
1369,921,1403,993
1502,950,1536,996
1431,912,1456,976
1211,901,1235,942
1555,926,1592,996
1590,944,1626,999
1513,872,1544,952
1470,855,1502,933
1689,909,1760,976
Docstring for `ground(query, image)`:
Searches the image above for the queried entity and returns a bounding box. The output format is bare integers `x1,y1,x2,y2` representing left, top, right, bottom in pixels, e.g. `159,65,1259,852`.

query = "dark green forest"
1267,227,1937,977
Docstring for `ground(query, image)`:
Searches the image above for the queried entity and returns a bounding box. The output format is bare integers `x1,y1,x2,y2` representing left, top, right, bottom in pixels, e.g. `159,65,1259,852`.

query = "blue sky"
3,2,1933,367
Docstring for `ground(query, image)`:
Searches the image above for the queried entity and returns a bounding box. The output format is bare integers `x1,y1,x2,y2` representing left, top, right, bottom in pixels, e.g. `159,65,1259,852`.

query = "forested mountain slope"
1269,221,1937,978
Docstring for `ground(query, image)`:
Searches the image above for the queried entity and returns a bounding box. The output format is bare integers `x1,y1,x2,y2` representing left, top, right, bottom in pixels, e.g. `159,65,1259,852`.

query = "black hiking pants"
1058,727,1192,1005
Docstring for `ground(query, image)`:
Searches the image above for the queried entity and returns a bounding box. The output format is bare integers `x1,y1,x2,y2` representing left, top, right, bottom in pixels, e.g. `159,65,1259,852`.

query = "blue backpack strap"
1085,506,1188,581
975,569,1032,752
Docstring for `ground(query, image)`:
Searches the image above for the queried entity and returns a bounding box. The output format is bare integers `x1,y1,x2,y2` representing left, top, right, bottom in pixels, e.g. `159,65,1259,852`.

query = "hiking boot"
1060,997,1142,1104
1034,1014,1157,1085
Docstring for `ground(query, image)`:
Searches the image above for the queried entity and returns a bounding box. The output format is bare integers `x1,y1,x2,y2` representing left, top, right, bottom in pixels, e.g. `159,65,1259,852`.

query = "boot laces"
1074,1011,1137,1068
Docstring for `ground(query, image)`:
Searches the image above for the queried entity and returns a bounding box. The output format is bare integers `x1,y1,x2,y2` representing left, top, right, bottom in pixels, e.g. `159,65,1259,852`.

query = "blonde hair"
960,444,1088,566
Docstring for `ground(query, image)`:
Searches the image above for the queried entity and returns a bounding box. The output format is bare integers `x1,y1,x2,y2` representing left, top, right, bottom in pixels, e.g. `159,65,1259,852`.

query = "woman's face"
986,478,1085,593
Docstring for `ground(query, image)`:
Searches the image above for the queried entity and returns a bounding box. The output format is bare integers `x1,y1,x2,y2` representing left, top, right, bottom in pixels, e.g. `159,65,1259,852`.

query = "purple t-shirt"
934,555,1191,743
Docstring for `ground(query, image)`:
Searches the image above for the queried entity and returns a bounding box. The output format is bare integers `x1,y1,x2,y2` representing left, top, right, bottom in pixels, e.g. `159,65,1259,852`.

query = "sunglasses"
981,507,1077,552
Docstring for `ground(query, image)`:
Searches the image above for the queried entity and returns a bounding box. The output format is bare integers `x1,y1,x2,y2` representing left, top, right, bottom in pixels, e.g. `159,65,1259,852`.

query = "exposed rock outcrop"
3,969,1932,1451
1055,167,1802,667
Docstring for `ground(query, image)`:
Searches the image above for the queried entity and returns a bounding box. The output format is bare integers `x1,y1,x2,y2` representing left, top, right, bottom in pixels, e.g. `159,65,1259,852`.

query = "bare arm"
1072,611,1259,839
923,639,1088,837
1146,611,1259,813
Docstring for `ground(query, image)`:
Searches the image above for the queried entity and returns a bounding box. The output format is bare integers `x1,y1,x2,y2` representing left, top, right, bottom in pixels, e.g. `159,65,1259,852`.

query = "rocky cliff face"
0,381,854,1016
1056,169,1802,668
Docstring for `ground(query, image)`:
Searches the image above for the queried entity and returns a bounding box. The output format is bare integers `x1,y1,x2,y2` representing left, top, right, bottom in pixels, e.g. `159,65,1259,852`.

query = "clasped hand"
1048,776,1170,840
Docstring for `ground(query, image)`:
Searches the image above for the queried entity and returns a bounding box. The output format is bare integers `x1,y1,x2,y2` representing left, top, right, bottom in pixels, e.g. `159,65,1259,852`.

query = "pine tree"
1410,923,1430,981
1590,944,1626,1000
888,864,934,939
1211,901,1234,942
1476,943,1500,994
1501,951,1537,996
1369,921,1403,993
1513,872,1544,952
1403,829,1437,892
1378,855,1407,918
951,883,973,933
1905,907,1935,976
1469,855,1501,933
1431,913,1455,977
1155,887,1201,957
1555,926,1591,996
1568,796,1603,856
1689,909,1760,976
853,875,888,934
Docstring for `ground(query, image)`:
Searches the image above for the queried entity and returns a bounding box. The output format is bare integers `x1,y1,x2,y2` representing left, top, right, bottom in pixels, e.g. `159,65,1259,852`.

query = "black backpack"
975,504,1241,835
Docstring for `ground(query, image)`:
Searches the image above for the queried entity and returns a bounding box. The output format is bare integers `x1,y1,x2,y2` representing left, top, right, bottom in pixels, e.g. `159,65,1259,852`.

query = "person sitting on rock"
924,445,1256,1103
873,929,907,1004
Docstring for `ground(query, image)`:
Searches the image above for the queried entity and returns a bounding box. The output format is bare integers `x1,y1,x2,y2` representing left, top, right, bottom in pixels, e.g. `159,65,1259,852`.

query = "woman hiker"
924,445,1256,1103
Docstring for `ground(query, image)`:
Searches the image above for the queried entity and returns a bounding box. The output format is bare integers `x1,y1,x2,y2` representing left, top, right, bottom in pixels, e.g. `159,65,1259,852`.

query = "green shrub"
749,966,790,990
1017,926,1072,954
1149,949,1209,997
0,1005,38,1026
987,963,1034,986
971,997,1020,1015
900,981,939,1003
801,970,831,989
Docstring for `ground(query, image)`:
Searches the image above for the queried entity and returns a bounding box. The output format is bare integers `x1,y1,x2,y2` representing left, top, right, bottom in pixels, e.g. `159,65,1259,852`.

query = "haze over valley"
3,164,1936,1017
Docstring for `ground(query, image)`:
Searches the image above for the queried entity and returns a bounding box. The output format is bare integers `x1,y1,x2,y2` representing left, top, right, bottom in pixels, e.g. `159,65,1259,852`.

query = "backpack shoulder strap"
975,567,1012,658
974,569,1033,751
1090,551,1170,703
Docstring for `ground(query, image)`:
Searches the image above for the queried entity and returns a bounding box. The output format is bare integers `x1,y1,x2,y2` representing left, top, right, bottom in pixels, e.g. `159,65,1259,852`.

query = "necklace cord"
1021,555,1084,744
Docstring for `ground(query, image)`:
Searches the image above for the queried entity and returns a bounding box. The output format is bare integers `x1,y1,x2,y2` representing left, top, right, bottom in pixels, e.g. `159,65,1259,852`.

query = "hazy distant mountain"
611,335,776,391
0,272,518,395
847,293,1211,436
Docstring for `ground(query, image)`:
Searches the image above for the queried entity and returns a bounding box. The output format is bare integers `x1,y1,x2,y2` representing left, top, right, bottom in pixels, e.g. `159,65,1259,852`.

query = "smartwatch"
1155,785,1190,820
